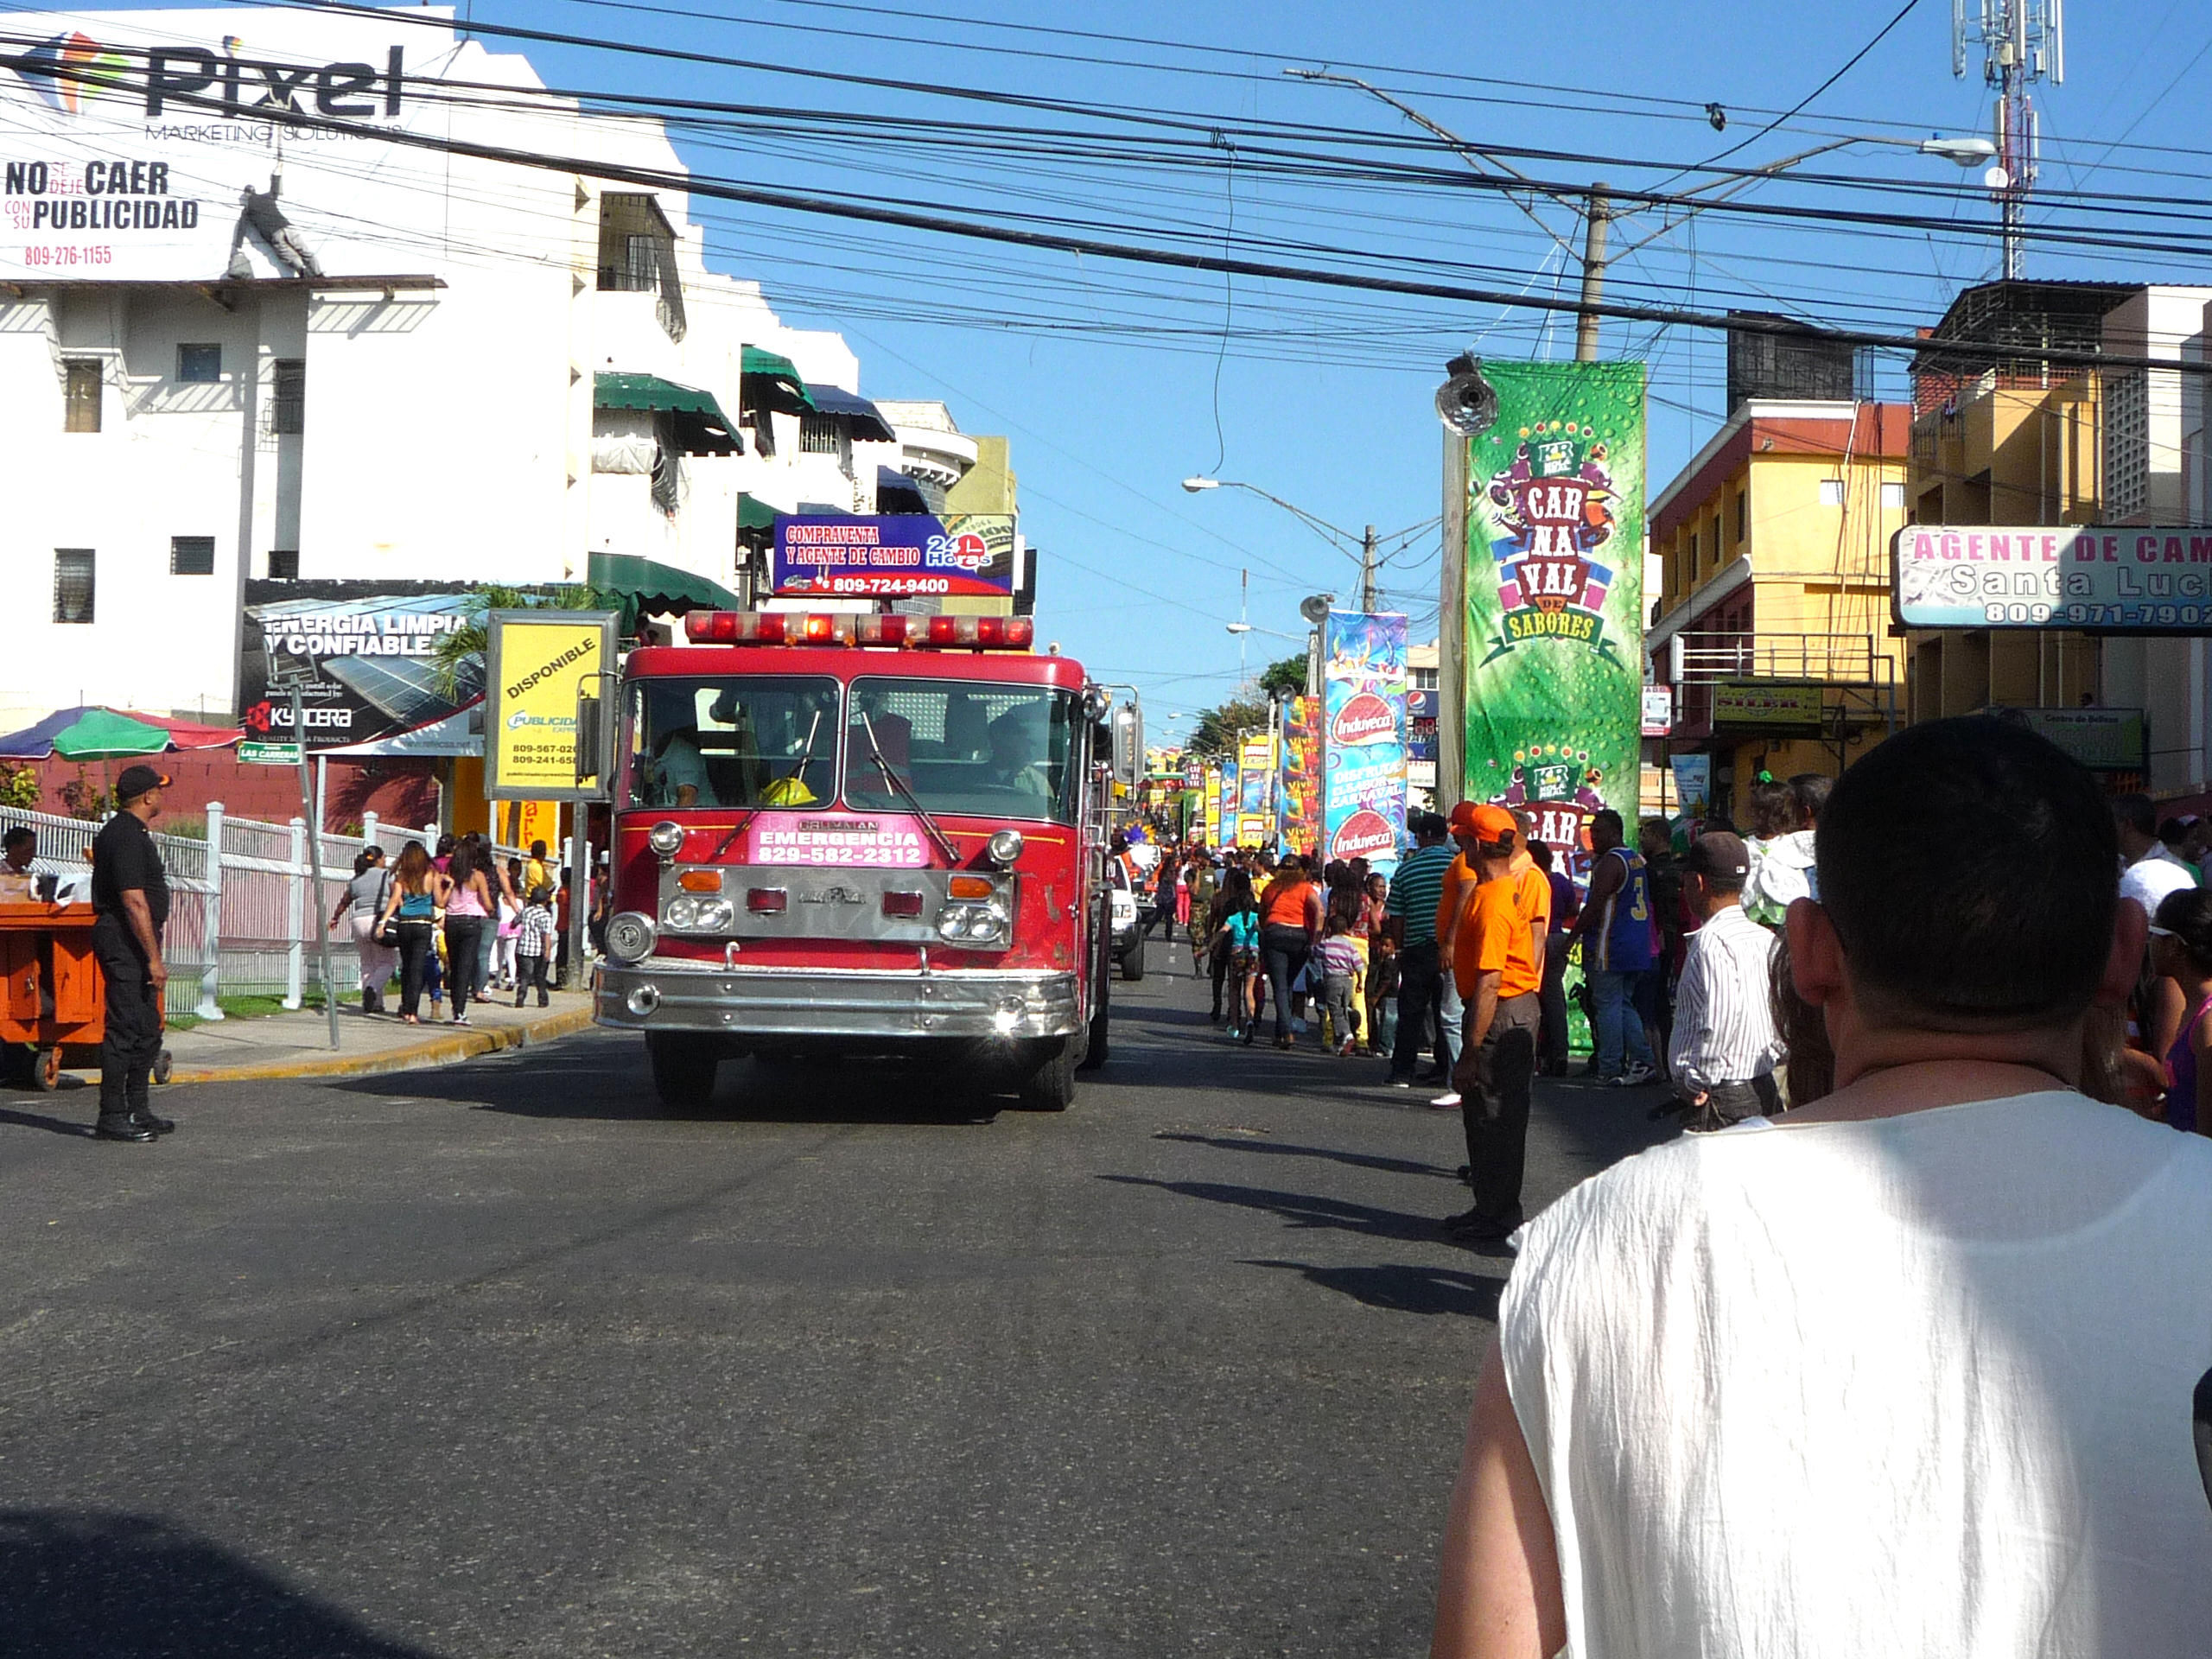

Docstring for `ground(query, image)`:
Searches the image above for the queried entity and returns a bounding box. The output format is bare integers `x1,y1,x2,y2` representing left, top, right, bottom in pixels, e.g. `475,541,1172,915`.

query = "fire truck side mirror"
575,690,605,788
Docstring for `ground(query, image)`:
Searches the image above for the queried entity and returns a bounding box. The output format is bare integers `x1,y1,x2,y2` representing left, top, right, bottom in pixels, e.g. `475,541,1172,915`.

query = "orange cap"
1469,804,1518,844
1447,801,1481,832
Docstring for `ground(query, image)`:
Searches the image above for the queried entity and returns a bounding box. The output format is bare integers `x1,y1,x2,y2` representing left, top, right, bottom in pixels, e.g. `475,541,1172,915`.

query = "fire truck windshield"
628,676,842,809
844,678,1080,824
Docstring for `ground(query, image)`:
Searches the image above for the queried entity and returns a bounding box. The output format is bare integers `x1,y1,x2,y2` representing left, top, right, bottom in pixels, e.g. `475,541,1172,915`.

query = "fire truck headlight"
648,821,685,860
606,912,656,963
985,829,1025,868
938,906,971,942
696,899,734,931
665,895,700,930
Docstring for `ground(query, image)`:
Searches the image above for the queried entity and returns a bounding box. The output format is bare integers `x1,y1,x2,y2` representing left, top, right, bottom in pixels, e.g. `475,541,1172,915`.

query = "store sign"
239,582,481,754
1712,681,1822,728
1990,706,2146,772
1640,685,1674,737
770,513,1017,599
1465,362,1645,837
1321,612,1408,874
2,11,433,283
1893,525,2212,632
236,739,301,766
484,610,617,802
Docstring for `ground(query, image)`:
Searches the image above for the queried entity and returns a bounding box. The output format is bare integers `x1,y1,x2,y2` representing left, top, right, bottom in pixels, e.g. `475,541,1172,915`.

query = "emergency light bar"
684,611,1036,651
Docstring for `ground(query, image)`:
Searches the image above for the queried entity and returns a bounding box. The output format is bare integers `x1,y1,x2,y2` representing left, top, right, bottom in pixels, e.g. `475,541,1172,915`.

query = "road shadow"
1152,1130,1458,1181
334,1042,1006,1128
0,1510,439,1658
1100,1173,1449,1244
0,1105,96,1138
1243,1258,1505,1319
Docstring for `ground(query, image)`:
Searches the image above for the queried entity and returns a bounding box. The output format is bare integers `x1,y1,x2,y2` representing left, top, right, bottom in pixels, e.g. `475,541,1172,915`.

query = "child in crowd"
1367,930,1401,1058
1313,913,1363,1057
514,885,557,1008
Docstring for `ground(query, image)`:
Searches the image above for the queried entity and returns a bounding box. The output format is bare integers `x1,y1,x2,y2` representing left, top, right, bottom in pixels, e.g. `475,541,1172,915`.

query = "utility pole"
1360,525,1377,613
1574,184,1610,362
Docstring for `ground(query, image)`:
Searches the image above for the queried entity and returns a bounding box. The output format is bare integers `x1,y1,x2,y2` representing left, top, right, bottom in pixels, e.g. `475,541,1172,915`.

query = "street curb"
164,1006,597,1085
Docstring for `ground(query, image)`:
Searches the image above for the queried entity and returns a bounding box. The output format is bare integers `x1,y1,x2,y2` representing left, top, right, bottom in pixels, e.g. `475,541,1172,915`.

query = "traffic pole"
290,688,340,1050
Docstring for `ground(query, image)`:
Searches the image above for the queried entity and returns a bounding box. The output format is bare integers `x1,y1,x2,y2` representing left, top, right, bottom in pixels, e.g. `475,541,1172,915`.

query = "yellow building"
1646,400,1911,823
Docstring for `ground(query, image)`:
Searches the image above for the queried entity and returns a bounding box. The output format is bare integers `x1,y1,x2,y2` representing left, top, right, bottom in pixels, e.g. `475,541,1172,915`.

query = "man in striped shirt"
1666,831,1783,1128
1386,812,1459,1088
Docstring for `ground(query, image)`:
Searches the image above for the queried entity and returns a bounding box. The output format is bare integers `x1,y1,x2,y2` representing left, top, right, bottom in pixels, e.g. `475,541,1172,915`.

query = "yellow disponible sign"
485,610,618,801
1712,681,1824,728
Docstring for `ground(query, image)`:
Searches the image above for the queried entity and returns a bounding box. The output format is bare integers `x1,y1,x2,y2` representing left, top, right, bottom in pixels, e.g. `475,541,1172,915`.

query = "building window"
2107,371,2150,522
271,359,305,435
1688,528,1700,576
1880,480,1906,510
268,550,300,580
177,343,221,384
1819,478,1846,507
53,550,93,623
799,412,843,456
1732,486,1748,543
1410,666,1439,690
170,536,215,576
595,192,687,341
63,359,101,432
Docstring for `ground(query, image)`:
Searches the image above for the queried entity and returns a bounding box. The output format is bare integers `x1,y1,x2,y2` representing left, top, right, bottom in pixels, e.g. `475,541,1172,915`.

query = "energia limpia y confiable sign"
1894,525,2212,632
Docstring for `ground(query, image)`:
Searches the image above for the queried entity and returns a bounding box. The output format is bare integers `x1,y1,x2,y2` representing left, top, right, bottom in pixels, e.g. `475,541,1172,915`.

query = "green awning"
741,346,817,416
593,372,741,456
588,554,743,628
739,494,780,533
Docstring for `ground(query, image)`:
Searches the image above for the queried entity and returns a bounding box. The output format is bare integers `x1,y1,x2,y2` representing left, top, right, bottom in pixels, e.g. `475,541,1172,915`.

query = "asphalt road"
0,948,1670,1658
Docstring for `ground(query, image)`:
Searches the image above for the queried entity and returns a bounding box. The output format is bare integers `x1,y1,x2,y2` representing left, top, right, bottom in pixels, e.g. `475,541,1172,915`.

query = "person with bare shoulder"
1433,715,2212,1658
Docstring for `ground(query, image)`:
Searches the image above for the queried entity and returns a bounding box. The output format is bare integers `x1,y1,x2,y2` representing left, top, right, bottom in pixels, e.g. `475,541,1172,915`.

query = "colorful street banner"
1321,612,1408,873
1464,360,1646,846
1279,694,1322,856
771,513,1016,599
1217,759,1237,845
1204,764,1223,846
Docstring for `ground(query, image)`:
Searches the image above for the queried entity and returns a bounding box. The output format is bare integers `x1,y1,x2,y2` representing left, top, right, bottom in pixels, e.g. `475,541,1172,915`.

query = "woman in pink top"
440,840,494,1024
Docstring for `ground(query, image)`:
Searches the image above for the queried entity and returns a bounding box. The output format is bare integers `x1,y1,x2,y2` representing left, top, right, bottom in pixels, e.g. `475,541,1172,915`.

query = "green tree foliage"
0,763,41,811
1185,696,1270,758
432,584,620,698
1257,653,1307,700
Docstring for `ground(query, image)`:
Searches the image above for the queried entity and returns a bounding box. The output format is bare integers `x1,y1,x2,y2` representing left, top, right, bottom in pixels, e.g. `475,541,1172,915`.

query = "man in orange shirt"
1444,804,1544,1243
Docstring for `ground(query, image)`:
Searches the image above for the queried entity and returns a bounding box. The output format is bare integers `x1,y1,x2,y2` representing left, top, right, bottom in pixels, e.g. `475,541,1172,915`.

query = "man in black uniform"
90,765,173,1142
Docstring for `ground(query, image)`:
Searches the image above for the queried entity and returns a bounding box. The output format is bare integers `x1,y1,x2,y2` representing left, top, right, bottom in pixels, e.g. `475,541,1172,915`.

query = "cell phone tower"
1954,0,2064,280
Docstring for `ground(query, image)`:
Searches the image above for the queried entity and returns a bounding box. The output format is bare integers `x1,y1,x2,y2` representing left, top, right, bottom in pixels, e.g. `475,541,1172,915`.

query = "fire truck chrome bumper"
593,961,1082,1039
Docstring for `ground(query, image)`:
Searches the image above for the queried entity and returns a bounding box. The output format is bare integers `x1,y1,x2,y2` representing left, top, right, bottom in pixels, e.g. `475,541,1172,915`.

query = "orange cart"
0,902,172,1090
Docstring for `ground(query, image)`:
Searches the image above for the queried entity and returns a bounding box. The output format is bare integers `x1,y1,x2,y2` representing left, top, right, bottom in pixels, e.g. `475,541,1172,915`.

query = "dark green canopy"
740,346,817,416
593,372,741,455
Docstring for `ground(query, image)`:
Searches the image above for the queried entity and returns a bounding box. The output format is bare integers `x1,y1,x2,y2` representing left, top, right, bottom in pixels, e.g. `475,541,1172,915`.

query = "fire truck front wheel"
1014,1037,1077,1112
646,1033,723,1109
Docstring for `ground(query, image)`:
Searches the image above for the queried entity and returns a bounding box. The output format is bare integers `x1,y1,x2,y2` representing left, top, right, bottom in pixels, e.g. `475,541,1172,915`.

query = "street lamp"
1182,475,1423,613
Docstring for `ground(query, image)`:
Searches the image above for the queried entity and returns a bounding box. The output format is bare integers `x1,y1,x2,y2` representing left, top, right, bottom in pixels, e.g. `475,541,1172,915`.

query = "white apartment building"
0,6,899,728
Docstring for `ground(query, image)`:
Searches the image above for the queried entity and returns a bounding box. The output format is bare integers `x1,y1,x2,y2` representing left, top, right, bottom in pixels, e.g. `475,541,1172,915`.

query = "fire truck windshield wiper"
710,708,823,864
858,710,961,867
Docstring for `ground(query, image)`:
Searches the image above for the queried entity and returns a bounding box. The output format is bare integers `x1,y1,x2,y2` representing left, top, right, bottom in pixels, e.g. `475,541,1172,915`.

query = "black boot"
95,1112,156,1142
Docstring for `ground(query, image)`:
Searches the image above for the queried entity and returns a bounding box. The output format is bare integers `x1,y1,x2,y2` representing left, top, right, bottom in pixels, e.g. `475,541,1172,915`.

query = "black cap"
115,765,170,802
1682,830,1751,885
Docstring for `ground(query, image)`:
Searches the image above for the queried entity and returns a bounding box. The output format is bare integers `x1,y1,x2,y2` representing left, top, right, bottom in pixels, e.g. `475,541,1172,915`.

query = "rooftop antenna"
1953,0,2063,280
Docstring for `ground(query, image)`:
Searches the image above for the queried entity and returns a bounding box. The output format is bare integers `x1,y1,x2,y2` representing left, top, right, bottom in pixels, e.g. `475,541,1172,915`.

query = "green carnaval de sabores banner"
1464,360,1646,849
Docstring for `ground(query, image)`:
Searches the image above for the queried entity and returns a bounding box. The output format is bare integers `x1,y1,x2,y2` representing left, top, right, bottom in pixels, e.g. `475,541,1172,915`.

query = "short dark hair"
1817,716,2117,1031
3,827,33,851
1746,780,1794,839
1787,772,1832,826
1590,809,1623,837
2112,793,2157,837
2158,817,2193,849
1529,841,1553,870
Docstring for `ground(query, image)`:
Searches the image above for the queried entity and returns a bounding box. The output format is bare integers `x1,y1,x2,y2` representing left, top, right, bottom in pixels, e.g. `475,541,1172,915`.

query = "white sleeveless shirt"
1500,1090,2212,1657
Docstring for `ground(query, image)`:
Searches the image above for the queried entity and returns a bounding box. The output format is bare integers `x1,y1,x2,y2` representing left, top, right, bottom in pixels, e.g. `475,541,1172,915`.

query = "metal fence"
0,804,518,1019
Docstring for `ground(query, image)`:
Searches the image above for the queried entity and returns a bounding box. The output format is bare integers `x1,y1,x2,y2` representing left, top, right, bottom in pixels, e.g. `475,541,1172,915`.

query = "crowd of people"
1137,753,2212,1248
329,834,598,1026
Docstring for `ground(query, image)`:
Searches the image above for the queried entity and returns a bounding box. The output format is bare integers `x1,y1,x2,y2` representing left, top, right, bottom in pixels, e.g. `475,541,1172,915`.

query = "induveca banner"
1464,361,1645,847
1320,612,1408,874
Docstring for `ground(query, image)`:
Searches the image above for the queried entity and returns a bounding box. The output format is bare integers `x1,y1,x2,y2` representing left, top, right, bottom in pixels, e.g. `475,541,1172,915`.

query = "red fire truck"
591,609,1116,1111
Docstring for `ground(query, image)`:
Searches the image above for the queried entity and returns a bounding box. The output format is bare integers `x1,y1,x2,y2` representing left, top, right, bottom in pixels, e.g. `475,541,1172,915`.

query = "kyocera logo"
7,34,405,121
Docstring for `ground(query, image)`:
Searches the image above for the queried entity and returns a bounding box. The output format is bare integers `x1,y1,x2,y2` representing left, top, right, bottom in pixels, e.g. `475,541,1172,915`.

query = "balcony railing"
1669,632,1885,686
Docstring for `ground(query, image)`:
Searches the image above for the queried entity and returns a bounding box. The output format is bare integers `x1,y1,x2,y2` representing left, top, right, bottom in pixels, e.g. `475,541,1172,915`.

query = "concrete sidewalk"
144,988,596,1084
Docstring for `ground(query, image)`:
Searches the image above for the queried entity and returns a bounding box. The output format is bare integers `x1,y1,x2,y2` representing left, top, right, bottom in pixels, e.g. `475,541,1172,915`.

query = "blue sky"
96,1,2212,743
